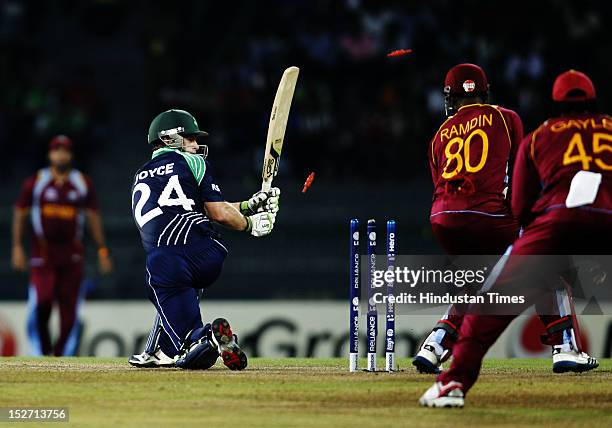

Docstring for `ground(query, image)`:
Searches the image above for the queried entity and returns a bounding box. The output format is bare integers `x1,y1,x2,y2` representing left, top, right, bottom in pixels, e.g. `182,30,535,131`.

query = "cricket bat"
261,66,299,192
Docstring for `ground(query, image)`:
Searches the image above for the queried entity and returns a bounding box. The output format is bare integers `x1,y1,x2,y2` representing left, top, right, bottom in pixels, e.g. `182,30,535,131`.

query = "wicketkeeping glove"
240,187,281,215
244,211,276,237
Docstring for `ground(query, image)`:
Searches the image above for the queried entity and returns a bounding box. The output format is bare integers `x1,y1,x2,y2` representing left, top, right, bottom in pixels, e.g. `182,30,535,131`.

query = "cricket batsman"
414,64,596,375
420,70,609,407
11,135,113,356
128,109,279,370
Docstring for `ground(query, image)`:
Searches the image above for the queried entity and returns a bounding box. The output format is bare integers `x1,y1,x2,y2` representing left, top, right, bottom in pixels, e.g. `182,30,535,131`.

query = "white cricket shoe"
552,346,599,373
128,347,175,368
413,343,444,374
419,381,465,408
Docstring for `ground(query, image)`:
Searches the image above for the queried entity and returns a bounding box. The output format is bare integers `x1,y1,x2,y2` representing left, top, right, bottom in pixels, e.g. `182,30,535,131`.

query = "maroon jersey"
15,168,98,265
513,113,612,225
428,104,523,219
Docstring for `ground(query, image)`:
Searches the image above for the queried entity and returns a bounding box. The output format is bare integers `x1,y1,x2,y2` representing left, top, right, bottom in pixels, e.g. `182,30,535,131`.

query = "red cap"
552,69,596,102
444,63,488,95
49,135,73,151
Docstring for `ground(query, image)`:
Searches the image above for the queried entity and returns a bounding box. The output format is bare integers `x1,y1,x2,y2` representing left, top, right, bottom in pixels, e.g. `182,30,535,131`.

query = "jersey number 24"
132,175,195,227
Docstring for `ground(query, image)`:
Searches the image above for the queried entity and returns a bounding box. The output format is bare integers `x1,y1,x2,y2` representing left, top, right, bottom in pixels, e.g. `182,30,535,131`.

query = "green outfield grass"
0,357,610,428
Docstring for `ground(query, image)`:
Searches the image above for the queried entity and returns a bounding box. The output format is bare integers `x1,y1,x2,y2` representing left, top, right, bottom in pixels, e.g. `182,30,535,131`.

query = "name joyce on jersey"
135,163,176,181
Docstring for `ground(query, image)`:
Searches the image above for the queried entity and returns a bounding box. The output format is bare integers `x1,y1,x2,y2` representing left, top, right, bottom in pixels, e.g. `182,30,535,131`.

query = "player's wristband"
98,247,109,258
239,201,251,215
243,216,252,233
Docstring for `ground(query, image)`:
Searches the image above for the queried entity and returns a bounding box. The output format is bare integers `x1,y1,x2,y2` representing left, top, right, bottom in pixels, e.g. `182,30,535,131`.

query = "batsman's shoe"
128,348,175,368
413,343,443,374
552,346,599,373
419,381,465,408
210,318,248,371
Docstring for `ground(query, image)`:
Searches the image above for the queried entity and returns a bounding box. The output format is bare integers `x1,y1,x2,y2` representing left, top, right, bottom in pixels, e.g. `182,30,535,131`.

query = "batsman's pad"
175,337,219,370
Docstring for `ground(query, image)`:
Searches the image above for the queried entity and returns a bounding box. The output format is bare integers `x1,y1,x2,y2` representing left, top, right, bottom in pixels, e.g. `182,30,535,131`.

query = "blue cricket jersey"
131,148,224,253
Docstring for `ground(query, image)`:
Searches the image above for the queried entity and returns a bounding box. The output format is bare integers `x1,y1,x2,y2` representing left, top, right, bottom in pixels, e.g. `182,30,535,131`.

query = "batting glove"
262,187,280,214
239,187,280,215
244,211,276,237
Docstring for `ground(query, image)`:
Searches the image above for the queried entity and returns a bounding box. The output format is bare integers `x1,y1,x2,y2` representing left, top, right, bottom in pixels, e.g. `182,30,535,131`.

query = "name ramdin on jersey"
440,112,493,141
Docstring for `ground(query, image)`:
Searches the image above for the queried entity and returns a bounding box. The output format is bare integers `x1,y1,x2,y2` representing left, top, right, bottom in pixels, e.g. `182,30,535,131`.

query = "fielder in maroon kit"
11,135,113,356
414,64,596,375
420,70,608,407
415,63,523,372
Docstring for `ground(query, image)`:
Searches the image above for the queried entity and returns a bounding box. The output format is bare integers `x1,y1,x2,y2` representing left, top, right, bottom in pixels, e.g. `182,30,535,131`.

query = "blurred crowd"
0,1,112,177
1,0,609,183
144,0,610,181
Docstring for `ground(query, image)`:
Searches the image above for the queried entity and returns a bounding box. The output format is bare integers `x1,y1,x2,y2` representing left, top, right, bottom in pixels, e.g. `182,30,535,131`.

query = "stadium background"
0,0,610,356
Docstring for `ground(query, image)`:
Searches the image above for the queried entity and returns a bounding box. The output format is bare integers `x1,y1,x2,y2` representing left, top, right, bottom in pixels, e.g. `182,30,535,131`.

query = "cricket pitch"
0,357,610,427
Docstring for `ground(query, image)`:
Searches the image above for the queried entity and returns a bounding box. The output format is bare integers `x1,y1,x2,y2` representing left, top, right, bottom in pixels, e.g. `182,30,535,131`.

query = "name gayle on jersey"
374,292,525,305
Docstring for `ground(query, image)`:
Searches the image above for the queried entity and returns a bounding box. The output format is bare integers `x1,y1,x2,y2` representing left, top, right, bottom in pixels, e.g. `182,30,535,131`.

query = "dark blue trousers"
145,237,227,357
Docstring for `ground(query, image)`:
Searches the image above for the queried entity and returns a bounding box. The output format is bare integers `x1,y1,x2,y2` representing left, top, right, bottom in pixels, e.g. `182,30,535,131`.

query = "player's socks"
143,315,162,354
210,318,248,371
